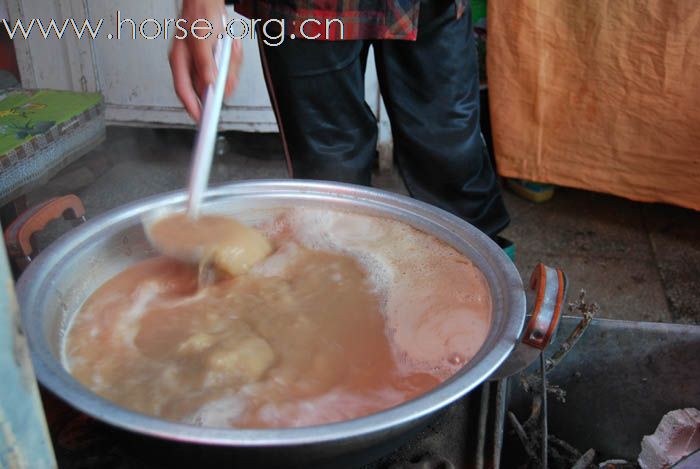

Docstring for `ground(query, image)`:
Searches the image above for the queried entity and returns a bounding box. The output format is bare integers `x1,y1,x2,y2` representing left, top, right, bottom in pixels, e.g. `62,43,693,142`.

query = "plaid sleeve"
231,0,465,40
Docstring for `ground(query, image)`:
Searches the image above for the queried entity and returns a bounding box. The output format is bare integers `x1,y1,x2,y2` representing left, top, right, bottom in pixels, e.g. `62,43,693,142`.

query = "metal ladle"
143,19,235,264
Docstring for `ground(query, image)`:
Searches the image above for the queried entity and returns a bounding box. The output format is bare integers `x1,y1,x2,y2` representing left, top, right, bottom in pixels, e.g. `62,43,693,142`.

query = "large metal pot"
14,180,565,467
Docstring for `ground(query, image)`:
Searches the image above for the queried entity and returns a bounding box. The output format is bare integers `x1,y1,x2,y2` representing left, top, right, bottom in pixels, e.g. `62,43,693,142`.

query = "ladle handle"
186,17,234,219
4,195,86,271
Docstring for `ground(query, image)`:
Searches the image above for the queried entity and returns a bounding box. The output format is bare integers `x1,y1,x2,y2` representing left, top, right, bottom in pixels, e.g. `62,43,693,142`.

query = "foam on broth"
64,208,492,428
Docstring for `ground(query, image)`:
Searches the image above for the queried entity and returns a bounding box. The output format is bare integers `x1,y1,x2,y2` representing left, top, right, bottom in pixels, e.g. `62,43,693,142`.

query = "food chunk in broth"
65,208,492,428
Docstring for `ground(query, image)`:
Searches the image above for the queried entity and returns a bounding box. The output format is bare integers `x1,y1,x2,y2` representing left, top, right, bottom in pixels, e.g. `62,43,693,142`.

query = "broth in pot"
64,208,492,429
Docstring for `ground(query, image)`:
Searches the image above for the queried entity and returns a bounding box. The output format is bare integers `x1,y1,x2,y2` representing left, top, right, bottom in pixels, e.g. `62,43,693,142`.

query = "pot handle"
522,264,567,349
4,195,86,271
488,263,568,381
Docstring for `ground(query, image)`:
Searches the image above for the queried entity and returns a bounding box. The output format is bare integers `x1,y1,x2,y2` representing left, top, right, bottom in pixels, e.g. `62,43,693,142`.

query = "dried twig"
523,394,542,429
519,290,598,401
508,411,539,463
546,384,567,403
545,290,598,373
548,434,582,459
571,448,596,469
508,290,600,469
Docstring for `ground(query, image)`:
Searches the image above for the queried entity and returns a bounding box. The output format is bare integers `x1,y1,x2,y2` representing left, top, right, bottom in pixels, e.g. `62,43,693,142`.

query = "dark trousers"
259,0,509,238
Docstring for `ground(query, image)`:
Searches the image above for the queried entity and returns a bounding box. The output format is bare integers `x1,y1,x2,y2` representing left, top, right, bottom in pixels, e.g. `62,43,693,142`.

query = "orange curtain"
487,0,700,210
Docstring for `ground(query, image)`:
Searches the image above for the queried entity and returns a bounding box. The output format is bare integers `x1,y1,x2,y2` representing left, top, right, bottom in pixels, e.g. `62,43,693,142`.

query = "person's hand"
169,0,243,122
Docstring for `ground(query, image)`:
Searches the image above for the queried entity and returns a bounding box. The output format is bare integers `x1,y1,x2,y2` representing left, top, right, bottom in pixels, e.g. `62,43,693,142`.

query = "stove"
44,383,506,469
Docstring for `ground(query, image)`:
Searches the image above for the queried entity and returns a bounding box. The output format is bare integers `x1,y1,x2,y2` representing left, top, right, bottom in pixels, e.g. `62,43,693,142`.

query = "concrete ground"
24,126,700,324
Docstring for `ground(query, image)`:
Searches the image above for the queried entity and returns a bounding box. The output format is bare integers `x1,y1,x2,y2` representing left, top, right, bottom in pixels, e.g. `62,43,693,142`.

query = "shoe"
495,236,516,262
507,179,555,203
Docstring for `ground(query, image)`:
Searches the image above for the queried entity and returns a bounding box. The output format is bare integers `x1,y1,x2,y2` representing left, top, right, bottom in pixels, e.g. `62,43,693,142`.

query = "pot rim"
17,179,525,446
